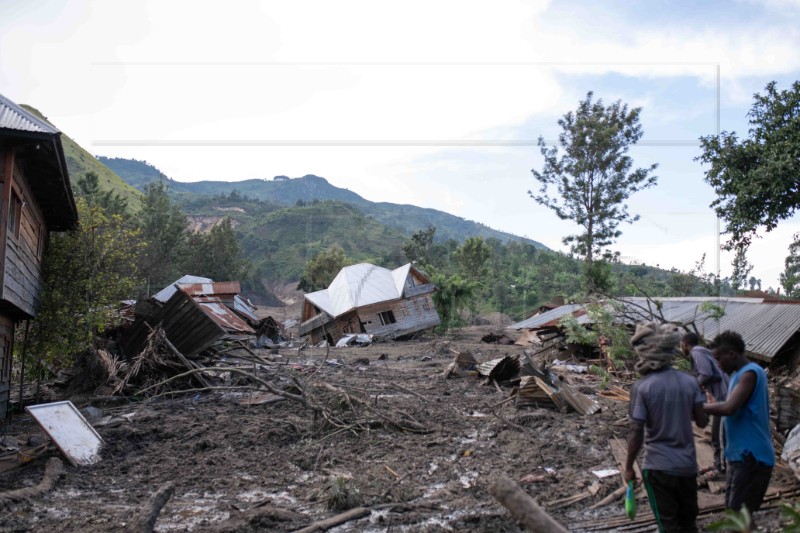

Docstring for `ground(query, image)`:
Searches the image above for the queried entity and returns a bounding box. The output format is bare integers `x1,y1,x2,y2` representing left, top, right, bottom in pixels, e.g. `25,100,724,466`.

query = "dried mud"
0,326,796,532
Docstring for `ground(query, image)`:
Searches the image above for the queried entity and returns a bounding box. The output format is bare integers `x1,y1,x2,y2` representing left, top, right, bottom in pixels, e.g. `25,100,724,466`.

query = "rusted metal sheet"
178,281,242,297
194,296,255,334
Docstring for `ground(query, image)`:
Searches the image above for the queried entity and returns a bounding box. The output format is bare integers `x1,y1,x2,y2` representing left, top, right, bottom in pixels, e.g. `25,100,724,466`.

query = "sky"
1,0,799,290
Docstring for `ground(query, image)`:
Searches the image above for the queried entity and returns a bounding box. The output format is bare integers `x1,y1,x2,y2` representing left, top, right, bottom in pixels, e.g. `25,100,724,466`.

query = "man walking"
681,332,729,474
704,331,774,516
625,321,708,533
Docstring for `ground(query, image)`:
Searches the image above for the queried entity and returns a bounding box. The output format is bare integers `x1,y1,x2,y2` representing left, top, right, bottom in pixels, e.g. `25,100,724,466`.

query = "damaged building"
121,275,284,359
0,94,78,416
509,296,800,365
299,263,440,345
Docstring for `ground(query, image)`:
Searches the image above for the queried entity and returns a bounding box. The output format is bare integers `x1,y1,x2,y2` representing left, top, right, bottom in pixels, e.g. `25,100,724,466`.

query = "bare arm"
704,370,756,416
624,421,644,483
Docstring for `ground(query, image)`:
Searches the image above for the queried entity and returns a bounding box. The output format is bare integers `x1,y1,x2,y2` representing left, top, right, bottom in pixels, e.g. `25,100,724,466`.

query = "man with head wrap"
624,321,708,533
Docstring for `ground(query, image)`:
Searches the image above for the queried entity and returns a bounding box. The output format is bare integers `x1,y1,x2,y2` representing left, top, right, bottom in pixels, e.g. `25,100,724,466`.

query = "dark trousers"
711,414,723,470
643,469,698,533
726,454,773,513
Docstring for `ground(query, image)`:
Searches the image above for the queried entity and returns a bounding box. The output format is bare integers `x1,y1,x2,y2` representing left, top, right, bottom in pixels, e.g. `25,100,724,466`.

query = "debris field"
1,326,798,532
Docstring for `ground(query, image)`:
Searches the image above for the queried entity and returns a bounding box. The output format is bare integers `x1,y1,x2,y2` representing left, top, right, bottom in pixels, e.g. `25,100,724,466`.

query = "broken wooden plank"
609,438,641,485
489,475,568,533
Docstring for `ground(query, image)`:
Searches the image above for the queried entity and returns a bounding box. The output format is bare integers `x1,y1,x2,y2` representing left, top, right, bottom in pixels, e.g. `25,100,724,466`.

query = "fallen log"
488,475,568,533
0,457,64,505
124,481,175,533
293,507,370,533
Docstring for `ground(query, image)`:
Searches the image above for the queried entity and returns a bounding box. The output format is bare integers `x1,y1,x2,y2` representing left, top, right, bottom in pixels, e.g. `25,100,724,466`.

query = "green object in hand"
625,480,637,520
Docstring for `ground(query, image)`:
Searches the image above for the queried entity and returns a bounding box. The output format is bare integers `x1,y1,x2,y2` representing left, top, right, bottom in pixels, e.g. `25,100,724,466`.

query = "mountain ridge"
99,157,545,248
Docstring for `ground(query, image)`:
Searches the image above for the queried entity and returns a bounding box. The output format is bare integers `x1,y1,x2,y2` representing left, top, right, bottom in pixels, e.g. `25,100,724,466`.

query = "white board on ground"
26,401,104,466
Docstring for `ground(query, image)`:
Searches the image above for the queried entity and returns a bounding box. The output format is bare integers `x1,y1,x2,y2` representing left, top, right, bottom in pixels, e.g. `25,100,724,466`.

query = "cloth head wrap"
630,321,680,375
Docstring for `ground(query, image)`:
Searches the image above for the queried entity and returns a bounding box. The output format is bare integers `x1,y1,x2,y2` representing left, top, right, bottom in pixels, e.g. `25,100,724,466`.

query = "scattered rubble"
2,314,798,532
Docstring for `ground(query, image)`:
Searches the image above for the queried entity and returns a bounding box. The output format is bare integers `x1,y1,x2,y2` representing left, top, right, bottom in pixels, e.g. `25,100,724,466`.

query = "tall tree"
780,233,800,298
698,81,800,250
137,181,188,293
530,92,658,291
402,227,437,268
730,245,753,292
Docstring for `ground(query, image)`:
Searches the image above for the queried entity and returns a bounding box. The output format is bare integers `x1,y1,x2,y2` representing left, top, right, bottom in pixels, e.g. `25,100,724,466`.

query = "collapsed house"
298,263,440,345
509,296,800,365
0,94,78,416
121,275,284,358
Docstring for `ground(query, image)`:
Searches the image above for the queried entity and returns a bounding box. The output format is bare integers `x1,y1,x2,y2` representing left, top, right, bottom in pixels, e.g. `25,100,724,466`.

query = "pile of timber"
597,385,630,402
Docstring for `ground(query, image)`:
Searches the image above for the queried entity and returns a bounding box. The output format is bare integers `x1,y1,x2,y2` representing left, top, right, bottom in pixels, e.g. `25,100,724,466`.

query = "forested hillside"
100,157,544,246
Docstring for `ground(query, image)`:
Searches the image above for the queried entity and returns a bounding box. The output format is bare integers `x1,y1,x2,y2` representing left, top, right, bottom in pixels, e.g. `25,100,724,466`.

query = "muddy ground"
0,326,797,532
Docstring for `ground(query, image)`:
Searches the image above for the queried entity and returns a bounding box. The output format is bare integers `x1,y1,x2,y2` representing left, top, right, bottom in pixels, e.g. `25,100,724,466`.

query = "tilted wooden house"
0,94,78,415
299,263,440,345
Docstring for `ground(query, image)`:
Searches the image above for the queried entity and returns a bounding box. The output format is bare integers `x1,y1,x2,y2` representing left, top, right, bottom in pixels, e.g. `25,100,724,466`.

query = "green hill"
20,107,143,211
100,157,544,247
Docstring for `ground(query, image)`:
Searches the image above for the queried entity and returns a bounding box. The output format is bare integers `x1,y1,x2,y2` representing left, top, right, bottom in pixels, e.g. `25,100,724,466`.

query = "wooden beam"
488,475,568,533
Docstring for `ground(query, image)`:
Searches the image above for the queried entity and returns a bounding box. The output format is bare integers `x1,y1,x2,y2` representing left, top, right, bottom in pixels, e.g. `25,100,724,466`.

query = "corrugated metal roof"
178,281,242,297
510,297,800,361
0,94,59,134
195,296,255,334
508,304,585,330
153,275,213,303
304,263,415,318
232,294,259,323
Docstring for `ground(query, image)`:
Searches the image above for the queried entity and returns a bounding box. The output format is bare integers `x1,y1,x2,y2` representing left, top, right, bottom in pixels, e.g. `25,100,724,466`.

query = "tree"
781,233,800,298
28,194,142,372
530,92,658,291
297,245,349,292
402,227,436,268
75,172,129,217
137,181,188,294
730,245,753,292
431,273,476,330
698,81,800,250
454,236,492,280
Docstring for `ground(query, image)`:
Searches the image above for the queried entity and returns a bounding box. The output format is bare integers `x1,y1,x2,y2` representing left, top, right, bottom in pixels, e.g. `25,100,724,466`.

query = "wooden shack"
299,263,440,345
0,94,78,416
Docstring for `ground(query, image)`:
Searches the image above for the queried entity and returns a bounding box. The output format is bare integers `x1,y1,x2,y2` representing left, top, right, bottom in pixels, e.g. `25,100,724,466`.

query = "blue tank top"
723,362,775,466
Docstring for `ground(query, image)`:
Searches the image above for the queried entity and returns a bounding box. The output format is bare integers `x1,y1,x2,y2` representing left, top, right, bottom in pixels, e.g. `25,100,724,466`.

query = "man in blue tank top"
704,330,774,516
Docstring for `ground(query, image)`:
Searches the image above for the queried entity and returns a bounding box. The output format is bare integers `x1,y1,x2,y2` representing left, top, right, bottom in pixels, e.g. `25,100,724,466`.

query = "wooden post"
489,475,568,533
17,320,29,412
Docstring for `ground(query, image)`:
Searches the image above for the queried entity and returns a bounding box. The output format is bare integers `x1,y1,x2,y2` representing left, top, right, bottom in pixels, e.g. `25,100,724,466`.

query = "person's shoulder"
692,345,713,358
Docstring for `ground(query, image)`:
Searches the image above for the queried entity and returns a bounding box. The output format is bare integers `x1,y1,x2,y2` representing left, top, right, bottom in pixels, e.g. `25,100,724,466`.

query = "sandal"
699,467,723,481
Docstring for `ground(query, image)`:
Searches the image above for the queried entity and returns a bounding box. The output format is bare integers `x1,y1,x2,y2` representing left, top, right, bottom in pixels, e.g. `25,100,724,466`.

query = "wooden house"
0,94,78,416
299,263,440,345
